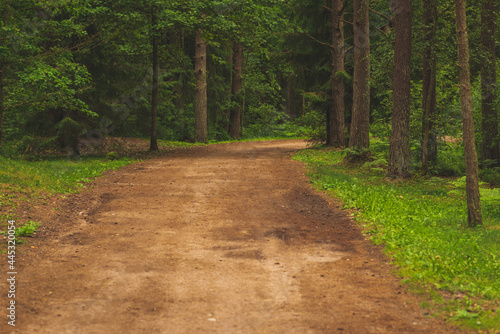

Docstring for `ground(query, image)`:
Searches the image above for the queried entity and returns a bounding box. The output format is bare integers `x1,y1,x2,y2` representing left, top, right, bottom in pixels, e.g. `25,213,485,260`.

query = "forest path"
4,140,460,333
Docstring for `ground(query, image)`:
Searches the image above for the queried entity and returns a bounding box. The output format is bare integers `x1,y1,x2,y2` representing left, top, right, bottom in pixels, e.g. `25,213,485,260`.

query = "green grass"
209,136,306,145
294,146,500,331
0,155,135,195
0,153,137,250
158,140,204,148
0,221,40,245
13,220,40,237
0,154,137,237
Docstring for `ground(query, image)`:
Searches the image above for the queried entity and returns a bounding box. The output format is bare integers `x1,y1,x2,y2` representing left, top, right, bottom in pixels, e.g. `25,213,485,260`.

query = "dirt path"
2,140,461,333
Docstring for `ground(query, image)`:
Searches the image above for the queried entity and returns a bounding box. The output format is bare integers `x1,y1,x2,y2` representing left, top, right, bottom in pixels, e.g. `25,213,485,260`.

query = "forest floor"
1,140,467,333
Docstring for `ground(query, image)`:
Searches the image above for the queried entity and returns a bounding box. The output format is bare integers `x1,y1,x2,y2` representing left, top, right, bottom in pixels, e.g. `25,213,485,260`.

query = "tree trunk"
223,47,233,133
328,0,345,147
178,30,190,141
194,30,208,143
481,0,498,165
388,0,412,178
285,75,295,118
149,12,159,151
0,2,9,148
326,104,331,145
229,42,243,139
302,93,305,116
0,63,4,148
349,0,370,150
241,90,245,136
455,0,482,227
421,0,437,174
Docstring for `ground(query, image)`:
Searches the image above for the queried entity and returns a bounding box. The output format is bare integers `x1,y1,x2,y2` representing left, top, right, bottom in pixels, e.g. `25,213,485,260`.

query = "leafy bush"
433,142,465,176
294,110,327,144
480,167,500,187
208,125,232,142
56,117,83,153
242,122,307,140
105,152,119,161
16,136,58,155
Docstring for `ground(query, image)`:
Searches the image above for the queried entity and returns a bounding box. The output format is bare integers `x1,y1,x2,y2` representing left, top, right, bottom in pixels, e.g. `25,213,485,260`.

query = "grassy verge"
294,146,500,331
0,154,136,237
209,136,306,145
0,156,135,195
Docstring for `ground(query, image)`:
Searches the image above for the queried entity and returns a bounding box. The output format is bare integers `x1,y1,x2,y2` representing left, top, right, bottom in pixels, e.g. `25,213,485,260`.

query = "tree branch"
370,8,391,22
302,31,333,48
322,5,333,13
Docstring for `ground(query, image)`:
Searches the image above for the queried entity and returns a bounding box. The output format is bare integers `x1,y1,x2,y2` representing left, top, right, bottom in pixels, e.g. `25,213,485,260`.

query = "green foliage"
105,152,119,160
1,221,40,245
294,145,500,331
369,135,466,178
14,221,40,237
2,0,98,146
341,146,371,159
433,142,466,177
242,123,307,139
56,117,83,151
11,57,94,116
16,136,57,155
480,168,500,187
158,140,201,148
291,109,326,144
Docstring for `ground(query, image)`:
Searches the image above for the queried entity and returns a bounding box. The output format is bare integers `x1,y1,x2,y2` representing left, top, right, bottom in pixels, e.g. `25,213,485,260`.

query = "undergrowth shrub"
16,136,58,155
56,117,83,152
433,142,465,176
480,167,500,187
243,122,308,139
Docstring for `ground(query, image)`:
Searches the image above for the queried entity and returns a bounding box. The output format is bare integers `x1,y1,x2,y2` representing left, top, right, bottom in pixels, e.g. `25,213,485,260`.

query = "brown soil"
1,140,464,333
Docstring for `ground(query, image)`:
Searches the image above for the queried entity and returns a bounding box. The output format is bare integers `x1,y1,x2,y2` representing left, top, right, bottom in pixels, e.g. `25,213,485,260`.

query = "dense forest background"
1,0,499,222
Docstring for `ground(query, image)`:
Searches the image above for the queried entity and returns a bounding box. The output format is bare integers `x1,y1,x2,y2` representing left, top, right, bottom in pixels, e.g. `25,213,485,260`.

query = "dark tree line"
318,0,496,226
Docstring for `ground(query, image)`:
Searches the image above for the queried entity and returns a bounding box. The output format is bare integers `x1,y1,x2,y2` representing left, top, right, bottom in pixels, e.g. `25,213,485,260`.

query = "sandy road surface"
1,140,460,333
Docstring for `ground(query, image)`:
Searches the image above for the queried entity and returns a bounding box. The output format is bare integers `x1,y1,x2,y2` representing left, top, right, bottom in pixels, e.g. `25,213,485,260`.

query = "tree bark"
481,0,498,165
455,0,482,227
302,93,305,116
0,2,9,148
421,0,437,174
388,0,412,178
177,30,190,141
349,0,370,150
223,47,233,133
285,75,295,118
328,0,345,147
194,30,208,143
0,63,4,147
149,12,159,151
229,42,243,139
